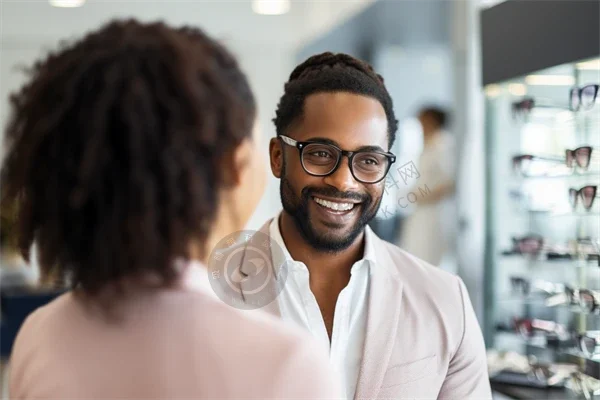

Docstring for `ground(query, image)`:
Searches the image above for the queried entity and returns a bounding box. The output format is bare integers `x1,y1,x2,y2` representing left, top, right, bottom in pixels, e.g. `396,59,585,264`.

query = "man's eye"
311,151,332,158
361,158,379,165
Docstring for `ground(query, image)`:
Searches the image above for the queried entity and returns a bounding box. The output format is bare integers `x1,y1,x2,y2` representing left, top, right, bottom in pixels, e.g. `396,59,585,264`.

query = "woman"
3,20,339,399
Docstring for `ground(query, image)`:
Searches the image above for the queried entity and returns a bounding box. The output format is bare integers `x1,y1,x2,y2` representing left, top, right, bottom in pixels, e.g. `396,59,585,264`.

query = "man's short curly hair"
273,52,398,149
0,19,256,294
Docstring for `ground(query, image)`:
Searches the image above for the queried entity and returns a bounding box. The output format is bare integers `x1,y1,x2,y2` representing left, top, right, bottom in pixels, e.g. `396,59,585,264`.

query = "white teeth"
313,197,355,211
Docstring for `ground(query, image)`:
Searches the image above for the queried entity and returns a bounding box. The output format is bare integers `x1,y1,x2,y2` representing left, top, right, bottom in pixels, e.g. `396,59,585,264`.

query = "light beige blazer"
8,262,342,399
232,219,493,400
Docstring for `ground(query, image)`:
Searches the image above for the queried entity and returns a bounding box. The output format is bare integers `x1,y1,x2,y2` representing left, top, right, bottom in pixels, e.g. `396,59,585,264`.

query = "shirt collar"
268,213,377,267
269,216,294,276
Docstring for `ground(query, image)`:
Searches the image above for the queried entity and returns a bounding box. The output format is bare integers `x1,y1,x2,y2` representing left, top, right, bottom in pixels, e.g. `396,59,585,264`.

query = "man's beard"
280,167,381,253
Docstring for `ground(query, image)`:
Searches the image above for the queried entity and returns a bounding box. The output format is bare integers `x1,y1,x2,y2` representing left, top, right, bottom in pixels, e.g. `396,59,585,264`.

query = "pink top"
9,262,341,399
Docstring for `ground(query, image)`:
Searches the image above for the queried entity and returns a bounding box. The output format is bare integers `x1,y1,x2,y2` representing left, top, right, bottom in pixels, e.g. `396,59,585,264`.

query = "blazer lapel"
238,219,282,318
355,237,403,400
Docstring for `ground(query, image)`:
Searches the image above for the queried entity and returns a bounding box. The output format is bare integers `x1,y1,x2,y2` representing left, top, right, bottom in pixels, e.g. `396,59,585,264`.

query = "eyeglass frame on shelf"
545,287,600,314
577,331,600,357
278,135,396,184
511,97,571,120
569,84,599,112
511,147,599,177
565,146,597,170
566,371,600,400
569,185,599,210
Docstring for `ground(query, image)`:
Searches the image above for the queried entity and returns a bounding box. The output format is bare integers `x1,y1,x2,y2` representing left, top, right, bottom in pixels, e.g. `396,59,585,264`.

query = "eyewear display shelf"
481,2,600,398
483,55,600,400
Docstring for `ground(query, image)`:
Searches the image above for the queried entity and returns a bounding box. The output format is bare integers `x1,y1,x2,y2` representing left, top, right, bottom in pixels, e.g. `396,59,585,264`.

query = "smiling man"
224,53,492,400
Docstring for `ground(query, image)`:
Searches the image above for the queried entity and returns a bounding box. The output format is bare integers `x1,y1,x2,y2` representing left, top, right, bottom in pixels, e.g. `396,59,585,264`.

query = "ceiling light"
524,75,575,86
49,0,85,7
484,84,501,98
252,0,290,15
508,83,527,96
576,59,600,70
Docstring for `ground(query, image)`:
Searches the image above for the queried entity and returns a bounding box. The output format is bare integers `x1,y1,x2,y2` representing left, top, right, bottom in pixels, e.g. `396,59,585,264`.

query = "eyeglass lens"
581,85,598,109
301,143,389,183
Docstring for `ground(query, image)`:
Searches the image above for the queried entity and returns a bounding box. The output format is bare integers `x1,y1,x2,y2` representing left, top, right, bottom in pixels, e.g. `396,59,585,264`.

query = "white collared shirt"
269,216,373,400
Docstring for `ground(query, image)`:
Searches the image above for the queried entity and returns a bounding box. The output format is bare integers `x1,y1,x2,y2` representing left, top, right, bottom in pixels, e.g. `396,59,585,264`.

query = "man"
400,106,457,266
219,52,492,400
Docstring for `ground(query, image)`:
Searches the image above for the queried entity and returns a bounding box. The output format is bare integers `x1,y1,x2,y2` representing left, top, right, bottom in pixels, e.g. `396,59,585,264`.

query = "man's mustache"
301,186,370,203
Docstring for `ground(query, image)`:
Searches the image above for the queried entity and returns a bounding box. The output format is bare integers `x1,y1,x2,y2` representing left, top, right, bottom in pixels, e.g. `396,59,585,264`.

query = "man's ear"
221,138,252,188
269,137,283,179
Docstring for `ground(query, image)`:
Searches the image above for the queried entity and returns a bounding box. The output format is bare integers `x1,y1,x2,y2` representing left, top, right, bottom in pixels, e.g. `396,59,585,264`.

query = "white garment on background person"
399,130,456,266
269,216,373,400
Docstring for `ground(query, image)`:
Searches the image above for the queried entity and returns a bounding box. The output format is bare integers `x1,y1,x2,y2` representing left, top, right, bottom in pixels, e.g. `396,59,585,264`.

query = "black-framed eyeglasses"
569,84,599,111
511,97,569,120
279,135,396,184
566,146,594,169
569,185,599,210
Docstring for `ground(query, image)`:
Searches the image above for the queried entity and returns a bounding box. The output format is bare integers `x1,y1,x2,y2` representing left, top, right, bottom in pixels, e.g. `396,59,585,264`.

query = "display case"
481,2,600,398
484,55,600,399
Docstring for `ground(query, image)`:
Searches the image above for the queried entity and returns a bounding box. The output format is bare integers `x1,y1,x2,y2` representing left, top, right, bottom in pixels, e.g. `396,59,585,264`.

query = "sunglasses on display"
569,185,599,210
512,318,569,341
565,146,596,170
487,351,586,390
278,135,396,184
502,315,600,357
566,372,600,400
510,235,545,256
545,237,600,263
510,277,569,297
511,154,566,177
527,364,571,386
512,147,598,177
511,97,569,120
545,287,600,314
570,84,600,112
509,276,531,295
512,98,535,119
505,236,600,263
577,331,600,358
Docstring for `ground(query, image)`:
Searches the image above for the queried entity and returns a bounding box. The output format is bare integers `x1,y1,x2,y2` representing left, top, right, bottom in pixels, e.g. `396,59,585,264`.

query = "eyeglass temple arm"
279,135,297,147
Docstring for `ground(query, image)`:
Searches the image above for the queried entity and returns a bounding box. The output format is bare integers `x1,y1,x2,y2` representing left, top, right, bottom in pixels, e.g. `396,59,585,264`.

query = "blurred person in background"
2,19,340,400
222,53,491,400
400,106,456,267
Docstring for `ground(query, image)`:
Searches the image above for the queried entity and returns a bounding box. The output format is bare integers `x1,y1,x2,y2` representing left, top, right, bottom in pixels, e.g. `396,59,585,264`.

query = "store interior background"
0,0,600,400
0,0,491,317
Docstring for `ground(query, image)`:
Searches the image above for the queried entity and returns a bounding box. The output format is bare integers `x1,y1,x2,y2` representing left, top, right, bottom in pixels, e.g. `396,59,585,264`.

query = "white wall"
229,43,294,230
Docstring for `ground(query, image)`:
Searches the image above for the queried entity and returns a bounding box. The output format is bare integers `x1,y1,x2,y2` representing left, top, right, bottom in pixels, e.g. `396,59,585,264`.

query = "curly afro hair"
273,52,398,149
0,19,256,294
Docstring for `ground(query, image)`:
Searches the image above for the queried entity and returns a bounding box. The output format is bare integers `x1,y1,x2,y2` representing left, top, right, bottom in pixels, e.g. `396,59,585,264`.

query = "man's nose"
322,157,361,193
